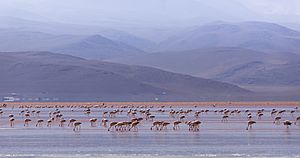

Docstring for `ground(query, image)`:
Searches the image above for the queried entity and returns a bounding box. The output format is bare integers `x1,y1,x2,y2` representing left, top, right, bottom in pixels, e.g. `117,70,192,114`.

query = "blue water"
0,105,299,157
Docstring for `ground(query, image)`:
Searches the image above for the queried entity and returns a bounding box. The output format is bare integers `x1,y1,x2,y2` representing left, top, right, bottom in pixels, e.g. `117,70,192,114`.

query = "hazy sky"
240,0,300,15
0,0,299,27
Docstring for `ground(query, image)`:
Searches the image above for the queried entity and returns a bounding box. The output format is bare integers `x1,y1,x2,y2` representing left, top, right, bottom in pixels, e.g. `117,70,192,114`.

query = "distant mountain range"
110,22,300,91
2,21,300,58
0,29,147,59
0,51,251,101
1,21,300,101
111,47,300,87
157,21,300,54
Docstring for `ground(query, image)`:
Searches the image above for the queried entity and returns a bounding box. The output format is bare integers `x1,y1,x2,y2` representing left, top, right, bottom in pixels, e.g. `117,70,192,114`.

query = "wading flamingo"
283,120,292,128
36,119,44,127
129,121,140,131
160,122,170,130
68,119,76,126
24,118,31,127
150,121,163,130
221,115,229,122
47,119,52,127
108,122,118,131
101,119,108,127
273,116,281,124
187,120,201,131
89,118,97,127
246,120,256,130
257,113,263,119
294,116,300,125
9,118,15,127
59,119,66,127
173,121,182,130
73,121,82,131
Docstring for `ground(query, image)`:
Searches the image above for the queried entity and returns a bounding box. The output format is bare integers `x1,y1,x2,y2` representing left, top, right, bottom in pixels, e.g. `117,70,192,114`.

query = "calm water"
0,105,299,158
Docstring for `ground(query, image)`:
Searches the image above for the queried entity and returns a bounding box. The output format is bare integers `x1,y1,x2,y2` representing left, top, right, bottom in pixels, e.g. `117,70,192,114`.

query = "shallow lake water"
0,105,299,158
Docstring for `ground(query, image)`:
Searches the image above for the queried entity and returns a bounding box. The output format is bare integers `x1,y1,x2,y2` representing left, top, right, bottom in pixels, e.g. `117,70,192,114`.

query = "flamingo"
24,118,31,127
149,115,155,121
186,120,201,131
73,121,82,131
36,111,41,117
9,118,15,127
173,121,182,130
294,116,300,125
221,115,229,122
150,121,163,130
290,110,295,116
89,118,97,127
115,122,126,131
160,122,170,130
190,120,201,131
194,111,201,118
283,120,292,128
246,120,256,130
0,110,3,117
59,119,66,127
24,112,30,117
129,121,140,131
273,116,281,125
101,119,108,127
257,113,263,119
47,119,52,127
179,115,185,121
102,111,108,118
36,119,44,127
108,122,118,131
68,119,76,126
247,115,253,121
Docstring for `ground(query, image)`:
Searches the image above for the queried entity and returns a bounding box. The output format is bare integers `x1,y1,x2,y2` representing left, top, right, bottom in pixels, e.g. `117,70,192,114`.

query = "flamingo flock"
0,103,299,133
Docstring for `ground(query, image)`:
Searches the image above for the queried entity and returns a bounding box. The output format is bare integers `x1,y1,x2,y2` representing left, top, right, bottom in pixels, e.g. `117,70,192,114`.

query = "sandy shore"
1,101,300,108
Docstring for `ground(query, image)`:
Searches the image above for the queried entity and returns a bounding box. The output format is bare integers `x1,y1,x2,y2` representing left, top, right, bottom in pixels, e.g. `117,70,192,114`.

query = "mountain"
0,29,145,59
0,16,157,52
99,29,157,52
53,35,144,59
109,47,300,87
157,21,300,54
0,51,251,101
215,61,300,86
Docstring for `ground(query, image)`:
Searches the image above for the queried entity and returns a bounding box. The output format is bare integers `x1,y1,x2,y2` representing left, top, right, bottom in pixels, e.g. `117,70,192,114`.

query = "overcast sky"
0,0,299,27
240,0,300,15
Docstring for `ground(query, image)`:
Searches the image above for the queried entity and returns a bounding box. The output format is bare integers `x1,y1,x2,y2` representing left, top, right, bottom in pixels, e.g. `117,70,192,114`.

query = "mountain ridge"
0,51,251,101
109,46,300,87
0,29,146,59
157,21,300,53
